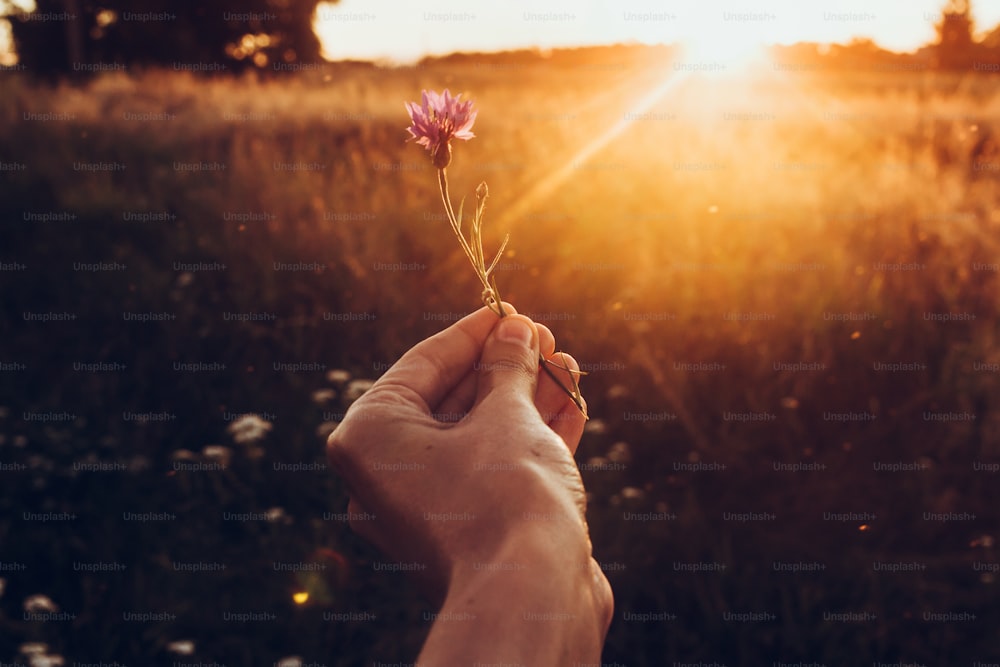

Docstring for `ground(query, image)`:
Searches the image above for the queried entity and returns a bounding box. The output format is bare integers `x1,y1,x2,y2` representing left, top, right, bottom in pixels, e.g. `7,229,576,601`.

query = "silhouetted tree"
934,0,976,69
8,0,328,77
984,23,1000,50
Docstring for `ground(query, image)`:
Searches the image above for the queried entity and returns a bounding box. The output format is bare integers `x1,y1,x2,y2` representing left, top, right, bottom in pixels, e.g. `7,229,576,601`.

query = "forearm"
417,534,609,667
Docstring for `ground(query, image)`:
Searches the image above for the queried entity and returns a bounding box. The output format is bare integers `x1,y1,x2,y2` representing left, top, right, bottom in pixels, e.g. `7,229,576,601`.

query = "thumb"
473,315,540,412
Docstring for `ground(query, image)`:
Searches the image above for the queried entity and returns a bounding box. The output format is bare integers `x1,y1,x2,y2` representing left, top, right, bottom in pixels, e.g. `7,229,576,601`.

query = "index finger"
372,303,518,412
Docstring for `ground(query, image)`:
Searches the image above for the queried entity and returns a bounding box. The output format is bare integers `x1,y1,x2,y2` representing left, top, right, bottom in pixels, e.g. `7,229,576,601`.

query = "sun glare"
678,23,768,72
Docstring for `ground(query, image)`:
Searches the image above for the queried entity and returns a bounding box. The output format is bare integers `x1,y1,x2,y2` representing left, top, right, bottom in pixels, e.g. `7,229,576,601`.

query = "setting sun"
677,12,771,68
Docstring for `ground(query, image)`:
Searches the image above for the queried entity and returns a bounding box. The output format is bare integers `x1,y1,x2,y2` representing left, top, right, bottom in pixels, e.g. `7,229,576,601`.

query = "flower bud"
432,141,452,169
476,181,489,199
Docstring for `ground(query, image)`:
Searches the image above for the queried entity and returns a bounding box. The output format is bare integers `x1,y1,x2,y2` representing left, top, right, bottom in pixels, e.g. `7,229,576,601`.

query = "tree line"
4,0,324,75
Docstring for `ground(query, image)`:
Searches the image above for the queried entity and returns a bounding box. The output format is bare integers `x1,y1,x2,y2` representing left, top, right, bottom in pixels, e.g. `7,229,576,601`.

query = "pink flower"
405,89,476,169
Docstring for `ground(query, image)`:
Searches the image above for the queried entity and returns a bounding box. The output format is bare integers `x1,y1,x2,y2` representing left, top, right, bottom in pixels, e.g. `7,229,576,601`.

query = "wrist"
419,529,611,666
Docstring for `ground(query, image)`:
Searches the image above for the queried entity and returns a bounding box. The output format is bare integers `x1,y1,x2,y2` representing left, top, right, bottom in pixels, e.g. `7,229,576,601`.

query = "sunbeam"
496,65,694,230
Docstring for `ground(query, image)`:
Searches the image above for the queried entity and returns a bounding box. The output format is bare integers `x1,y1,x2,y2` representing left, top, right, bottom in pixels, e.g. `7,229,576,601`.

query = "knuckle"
325,426,348,467
325,406,372,471
482,354,537,377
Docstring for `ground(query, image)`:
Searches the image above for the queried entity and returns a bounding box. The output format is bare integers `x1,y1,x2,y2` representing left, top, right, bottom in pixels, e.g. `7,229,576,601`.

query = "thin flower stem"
438,169,500,311
437,170,469,258
435,169,585,418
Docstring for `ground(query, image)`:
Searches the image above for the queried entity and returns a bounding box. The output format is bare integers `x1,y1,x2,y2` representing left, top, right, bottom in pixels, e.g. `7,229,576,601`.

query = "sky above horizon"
314,0,1000,64
3,0,1000,67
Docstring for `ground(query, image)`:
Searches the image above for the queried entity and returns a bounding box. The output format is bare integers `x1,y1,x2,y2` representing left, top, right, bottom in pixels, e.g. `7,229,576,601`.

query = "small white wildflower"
605,384,629,400
326,369,351,385
311,388,337,406
202,445,232,467
607,442,631,464
19,643,48,655
166,639,195,655
620,486,644,501
23,594,58,613
344,379,375,402
227,414,273,445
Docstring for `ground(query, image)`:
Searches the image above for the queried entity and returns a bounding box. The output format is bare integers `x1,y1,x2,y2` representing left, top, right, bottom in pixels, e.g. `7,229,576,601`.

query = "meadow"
1,45,998,665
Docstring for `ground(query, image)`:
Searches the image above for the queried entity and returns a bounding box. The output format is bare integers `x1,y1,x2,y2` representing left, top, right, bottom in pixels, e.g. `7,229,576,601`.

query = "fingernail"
496,317,533,346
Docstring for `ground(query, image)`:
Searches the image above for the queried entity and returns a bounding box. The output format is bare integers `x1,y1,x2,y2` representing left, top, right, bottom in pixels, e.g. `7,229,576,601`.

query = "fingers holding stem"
541,354,588,420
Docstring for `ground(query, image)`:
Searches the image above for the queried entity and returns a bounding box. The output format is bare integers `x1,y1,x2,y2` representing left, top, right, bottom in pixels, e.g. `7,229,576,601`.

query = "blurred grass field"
1,46,999,665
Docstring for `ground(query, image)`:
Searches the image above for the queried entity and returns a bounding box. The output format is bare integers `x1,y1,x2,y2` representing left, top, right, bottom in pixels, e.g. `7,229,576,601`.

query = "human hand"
326,303,612,663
